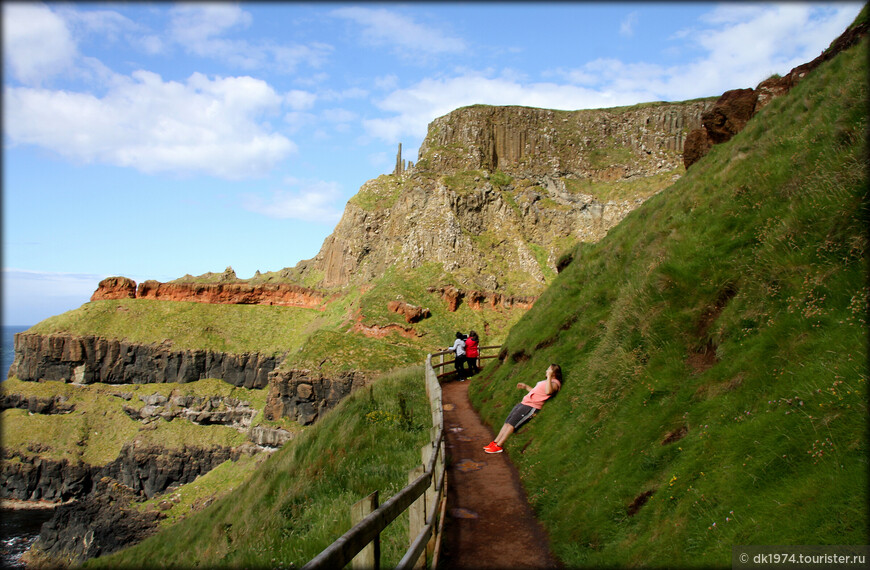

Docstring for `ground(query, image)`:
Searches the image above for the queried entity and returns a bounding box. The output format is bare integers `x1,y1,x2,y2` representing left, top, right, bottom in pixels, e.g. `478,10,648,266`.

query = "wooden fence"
302,344,501,569
302,353,447,570
431,345,502,380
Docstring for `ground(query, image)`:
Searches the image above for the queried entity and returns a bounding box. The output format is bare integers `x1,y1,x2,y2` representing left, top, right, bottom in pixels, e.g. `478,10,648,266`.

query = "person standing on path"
484,363,562,453
465,330,480,376
447,331,468,380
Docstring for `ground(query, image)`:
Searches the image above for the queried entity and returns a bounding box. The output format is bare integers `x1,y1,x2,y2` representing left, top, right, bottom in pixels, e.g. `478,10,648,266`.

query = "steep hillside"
80,367,431,569
470,32,867,567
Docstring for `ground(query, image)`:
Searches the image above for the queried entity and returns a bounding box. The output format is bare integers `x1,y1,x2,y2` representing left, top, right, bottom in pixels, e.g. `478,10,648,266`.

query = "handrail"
302,354,447,570
431,344,502,377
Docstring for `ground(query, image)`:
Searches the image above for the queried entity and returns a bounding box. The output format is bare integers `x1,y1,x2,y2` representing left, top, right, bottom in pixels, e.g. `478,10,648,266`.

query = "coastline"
1,499,73,511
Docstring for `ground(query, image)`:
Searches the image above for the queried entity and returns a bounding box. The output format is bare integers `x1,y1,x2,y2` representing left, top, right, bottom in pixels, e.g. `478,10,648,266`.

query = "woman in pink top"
484,364,562,454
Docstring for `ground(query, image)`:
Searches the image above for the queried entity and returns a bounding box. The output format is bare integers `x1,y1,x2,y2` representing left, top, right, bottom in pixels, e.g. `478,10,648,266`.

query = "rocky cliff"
10,332,280,389
295,100,714,294
9,331,369,428
91,275,327,308
264,368,367,426
684,15,869,168
7,443,253,567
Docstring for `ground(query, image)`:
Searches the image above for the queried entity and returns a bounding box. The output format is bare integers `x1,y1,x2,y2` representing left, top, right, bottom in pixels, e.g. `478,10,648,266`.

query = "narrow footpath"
437,378,559,569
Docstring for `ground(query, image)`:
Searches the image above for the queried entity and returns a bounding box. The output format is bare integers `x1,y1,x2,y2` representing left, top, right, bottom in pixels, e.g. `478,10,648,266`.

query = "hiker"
484,363,562,453
447,332,468,380
465,330,480,376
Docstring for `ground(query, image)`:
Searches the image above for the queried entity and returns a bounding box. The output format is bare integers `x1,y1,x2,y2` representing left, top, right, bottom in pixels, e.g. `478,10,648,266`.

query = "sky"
2,1,864,326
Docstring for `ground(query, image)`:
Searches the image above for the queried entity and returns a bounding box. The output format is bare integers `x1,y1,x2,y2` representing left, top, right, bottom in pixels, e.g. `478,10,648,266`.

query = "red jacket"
465,338,479,358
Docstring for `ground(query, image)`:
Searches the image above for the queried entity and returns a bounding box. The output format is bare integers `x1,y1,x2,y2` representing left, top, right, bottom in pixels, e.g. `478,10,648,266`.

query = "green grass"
564,167,683,203
85,367,432,569
0,377,297,466
469,35,868,567
28,299,324,357
350,263,529,352
348,175,406,211
134,453,271,529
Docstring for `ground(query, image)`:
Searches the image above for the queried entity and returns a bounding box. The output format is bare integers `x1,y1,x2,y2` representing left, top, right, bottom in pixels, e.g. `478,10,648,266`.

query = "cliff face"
9,332,367,427
10,332,280,389
684,16,869,168
264,369,368,426
91,276,326,308
297,100,714,294
417,103,710,177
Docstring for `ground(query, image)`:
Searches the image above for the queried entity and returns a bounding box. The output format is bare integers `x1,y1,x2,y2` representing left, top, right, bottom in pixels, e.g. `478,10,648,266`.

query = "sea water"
2,325,29,381
0,509,55,568
1,324,55,568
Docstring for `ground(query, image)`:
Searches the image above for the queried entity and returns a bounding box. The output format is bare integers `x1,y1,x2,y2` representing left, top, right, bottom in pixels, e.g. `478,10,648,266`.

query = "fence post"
351,491,379,570
425,440,440,561
408,464,426,569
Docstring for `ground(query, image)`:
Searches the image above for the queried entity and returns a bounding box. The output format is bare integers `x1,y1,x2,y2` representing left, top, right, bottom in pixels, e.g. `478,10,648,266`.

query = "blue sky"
2,1,863,326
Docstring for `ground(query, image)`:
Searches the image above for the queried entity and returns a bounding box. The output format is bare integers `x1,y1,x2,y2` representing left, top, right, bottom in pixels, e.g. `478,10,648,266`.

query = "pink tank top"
521,379,561,410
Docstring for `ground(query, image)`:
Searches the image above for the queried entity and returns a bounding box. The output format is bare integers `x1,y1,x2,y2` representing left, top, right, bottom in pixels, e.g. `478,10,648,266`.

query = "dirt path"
437,378,559,569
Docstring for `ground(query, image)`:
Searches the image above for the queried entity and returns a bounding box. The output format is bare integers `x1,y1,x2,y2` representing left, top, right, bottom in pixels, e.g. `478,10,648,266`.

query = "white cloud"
4,71,297,179
364,74,640,142
242,180,343,222
168,3,331,72
331,7,466,58
620,12,639,38
363,3,862,143
168,3,252,56
56,4,140,43
286,90,317,110
2,2,78,85
375,74,399,91
1,268,167,326
3,269,104,298
1,269,105,325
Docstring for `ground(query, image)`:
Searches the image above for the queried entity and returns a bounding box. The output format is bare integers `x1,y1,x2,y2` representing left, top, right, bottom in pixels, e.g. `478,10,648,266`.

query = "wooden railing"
303,354,448,570
431,345,502,380
303,345,502,569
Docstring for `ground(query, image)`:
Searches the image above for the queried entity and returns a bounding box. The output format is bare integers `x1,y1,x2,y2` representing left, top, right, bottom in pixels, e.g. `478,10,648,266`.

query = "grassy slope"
25,264,527,375
469,36,868,567
1,377,297,466
85,367,431,569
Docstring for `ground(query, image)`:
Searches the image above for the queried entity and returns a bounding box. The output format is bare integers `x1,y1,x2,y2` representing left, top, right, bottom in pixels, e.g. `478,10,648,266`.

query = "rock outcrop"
1,393,74,414
14,442,254,566
249,425,294,447
90,276,137,301
264,369,368,425
101,443,246,499
427,286,536,312
0,443,242,503
1,452,96,503
387,300,430,323
91,277,327,309
29,477,164,566
296,100,713,295
10,333,280,389
684,17,869,168
121,393,258,431
417,102,711,177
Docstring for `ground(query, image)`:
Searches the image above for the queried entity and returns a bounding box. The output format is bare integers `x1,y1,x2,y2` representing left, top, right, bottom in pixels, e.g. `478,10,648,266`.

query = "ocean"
1,324,55,568
0,509,55,569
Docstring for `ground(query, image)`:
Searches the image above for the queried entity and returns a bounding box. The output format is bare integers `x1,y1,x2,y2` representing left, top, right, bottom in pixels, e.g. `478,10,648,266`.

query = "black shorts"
504,403,537,429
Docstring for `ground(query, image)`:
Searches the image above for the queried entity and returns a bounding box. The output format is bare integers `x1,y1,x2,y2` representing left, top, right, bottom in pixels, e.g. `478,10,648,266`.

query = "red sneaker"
484,442,503,453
